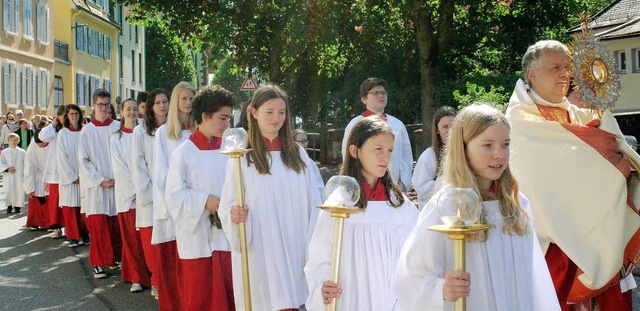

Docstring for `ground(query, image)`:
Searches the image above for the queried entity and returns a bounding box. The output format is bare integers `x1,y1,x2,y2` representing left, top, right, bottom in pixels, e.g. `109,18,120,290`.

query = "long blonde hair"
166,81,196,140
247,85,305,175
444,104,529,235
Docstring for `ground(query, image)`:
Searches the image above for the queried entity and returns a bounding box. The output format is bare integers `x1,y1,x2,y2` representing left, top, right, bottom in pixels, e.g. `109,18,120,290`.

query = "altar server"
24,129,50,229
1,133,25,214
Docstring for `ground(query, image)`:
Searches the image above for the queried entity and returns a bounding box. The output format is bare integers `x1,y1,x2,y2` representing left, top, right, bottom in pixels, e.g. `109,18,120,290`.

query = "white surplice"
0,147,26,207
219,147,322,311
394,186,560,311
78,121,120,216
412,147,443,210
24,142,49,197
56,128,81,207
342,115,413,188
165,139,230,259
110,131,136,214
37,123,60,185
305,198,418,311
131,124,154,228
151,125,190,244
306,157,325,201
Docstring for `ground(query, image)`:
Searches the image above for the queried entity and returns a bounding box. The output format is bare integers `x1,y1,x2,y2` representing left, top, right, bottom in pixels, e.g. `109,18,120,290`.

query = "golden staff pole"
318,205,362,311
229,150,252,311
428,224,489,311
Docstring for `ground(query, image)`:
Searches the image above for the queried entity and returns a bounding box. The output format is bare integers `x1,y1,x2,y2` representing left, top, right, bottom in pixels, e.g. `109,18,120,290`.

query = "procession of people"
2,39,639,311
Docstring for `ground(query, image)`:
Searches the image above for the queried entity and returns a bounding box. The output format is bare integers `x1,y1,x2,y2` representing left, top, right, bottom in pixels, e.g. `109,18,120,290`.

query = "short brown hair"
359,77,388,98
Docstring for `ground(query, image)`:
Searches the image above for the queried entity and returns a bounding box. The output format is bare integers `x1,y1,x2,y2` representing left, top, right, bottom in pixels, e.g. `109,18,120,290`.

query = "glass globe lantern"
222,128,249,151
438,188,482,228
323,176,360,207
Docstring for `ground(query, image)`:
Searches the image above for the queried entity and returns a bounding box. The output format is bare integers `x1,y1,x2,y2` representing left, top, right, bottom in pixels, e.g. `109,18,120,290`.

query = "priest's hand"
7,166,15,173
206,195,220,214
230,205,248,224
443,270,470,302
100,178,115,188
321,281,342,304
73,178,79,184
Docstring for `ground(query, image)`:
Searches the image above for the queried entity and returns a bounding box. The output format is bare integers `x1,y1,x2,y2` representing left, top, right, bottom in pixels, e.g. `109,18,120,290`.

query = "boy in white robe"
24,130,50,229
165,85,235,310
38,105,66,238
1,133,25,213
78,89,122,279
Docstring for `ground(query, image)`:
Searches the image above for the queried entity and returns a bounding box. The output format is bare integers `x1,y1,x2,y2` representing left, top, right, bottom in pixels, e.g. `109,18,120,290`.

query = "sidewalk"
0,182,157,311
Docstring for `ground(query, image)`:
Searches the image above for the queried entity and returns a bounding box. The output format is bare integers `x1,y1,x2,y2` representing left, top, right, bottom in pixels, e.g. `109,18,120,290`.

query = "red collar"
67,125,81,132
362,179,389,201
189,129,221,150
91,117,114,127
361,110,387,121
137,113,144,118
181,123,190,130
121,127,133,133
263,136,282,151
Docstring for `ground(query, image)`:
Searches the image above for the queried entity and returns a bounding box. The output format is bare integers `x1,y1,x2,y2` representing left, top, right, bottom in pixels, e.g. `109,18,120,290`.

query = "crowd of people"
1,39,639,311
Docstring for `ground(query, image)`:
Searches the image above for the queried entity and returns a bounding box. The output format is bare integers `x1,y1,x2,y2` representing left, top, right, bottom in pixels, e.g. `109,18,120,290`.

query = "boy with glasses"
341,77,413,191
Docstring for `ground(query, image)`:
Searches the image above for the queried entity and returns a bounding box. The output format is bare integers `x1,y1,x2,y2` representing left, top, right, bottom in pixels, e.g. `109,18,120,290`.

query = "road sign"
241,77,258,91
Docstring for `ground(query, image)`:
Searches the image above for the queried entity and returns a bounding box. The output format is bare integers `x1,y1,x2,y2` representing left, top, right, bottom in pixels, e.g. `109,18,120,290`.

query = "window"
14,63,21,107
104,36,111,61
138,53,142,84
633,48,640,73
75,23,86,52
76,72,87,106
36,1,49,44
54,40,69,62
103,78,111,94
53,76,62,108
24,0,32,39
131,50,135,83
22,65,33,106
615,50,627,74
3,0,17,34
38,69,48,108
97,33,103,58
134,25,138,44
89,75,100,104
118,45,123,79
4,62,13,105
87,28,93,55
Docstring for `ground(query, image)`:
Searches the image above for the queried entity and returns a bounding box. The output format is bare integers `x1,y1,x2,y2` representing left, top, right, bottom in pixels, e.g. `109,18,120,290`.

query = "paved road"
0,185,157,311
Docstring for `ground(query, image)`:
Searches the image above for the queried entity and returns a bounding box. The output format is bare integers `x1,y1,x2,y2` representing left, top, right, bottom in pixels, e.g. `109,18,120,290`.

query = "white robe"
394,186,560,311
306,157,325,201
151,125,190,244
56,128,81,207
24,142,49,197
165,139,230,259
37,123,60,184
412,147,443,210
342,115,413,188
0,147,25,207
131,123,154,228
78,121,120,216
305,198,418,311
219,148,322,311
110,131,136,214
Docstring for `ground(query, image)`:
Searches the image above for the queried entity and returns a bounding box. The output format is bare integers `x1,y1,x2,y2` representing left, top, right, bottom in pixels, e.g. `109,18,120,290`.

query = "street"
0,185,157,311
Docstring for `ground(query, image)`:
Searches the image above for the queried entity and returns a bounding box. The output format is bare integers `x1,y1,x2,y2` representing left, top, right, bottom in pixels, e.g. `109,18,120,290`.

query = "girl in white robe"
57,104,86,247
38,105,67,236
165,85,235,311
152,81,195,310
394,104,560,311
111,99,151,292
1,133,25,213
412,106,456,210
24,130,50,228
219,85,321,311
305,117,418,311
131,88,169,297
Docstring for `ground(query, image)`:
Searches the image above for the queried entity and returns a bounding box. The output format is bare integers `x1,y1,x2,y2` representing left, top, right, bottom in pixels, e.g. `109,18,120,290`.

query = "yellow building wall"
603,37,640,112
0,0,54,118
52,0,72,115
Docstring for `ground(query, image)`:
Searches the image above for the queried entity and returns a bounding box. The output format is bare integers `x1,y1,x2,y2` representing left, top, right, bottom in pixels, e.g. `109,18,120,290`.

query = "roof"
71,0,119,29
569,0,640,33
599,17,640,40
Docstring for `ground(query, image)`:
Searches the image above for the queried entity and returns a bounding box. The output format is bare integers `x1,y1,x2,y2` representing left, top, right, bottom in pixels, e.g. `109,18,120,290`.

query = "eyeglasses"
368,91,387,97
8,118,14,121
295,140,309,144
95,103,110,108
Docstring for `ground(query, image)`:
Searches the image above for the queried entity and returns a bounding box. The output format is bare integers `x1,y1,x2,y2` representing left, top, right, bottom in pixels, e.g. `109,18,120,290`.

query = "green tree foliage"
210,55,252,104
144,21,196,92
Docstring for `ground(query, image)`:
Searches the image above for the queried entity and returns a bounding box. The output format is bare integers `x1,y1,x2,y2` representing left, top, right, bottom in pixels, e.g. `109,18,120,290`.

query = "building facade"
0,0,54,118
113,4,144,105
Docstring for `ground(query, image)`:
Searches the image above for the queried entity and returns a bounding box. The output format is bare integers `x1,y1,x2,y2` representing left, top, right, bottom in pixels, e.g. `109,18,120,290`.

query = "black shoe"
6,206,12,214
14,207,20,213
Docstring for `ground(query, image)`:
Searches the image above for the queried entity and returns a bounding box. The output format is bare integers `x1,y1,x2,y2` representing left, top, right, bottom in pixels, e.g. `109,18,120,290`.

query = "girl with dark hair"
110,99,151,293
38,104,67,238
412,106,457,210
219,85,321,311
132,89,169,298
57,104,87,247
305,116,418,310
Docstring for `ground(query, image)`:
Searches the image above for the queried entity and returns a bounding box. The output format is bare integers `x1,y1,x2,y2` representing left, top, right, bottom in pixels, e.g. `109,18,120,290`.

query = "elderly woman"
505,40,639,311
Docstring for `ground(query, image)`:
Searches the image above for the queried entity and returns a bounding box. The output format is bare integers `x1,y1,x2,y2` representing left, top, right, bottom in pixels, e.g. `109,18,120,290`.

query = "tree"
144,20,196,92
